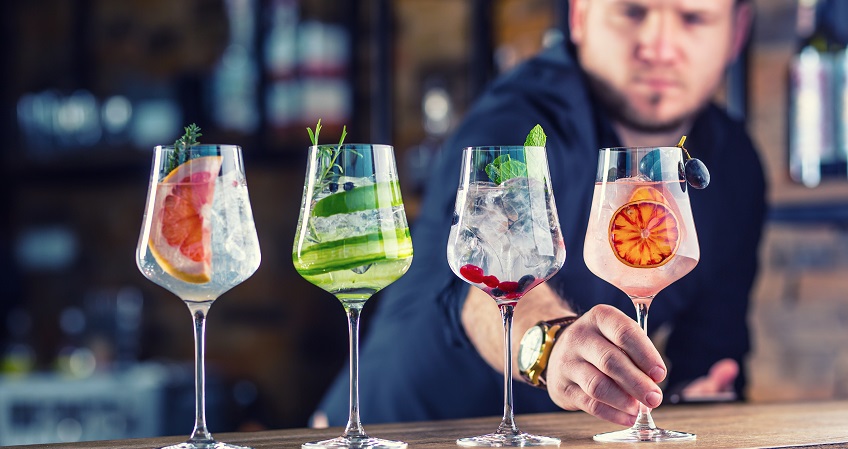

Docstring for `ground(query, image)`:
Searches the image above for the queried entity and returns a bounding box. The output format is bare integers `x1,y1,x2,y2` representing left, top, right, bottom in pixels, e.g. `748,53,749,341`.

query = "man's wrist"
518,315,580,388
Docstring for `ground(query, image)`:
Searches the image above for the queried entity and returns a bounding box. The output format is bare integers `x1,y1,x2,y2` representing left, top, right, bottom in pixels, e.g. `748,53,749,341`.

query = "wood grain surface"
7,400,848,449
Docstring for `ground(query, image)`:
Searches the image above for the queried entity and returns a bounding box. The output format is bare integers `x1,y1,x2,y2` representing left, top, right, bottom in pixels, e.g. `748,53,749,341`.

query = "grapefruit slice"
149,156,223,283
609,200,680,268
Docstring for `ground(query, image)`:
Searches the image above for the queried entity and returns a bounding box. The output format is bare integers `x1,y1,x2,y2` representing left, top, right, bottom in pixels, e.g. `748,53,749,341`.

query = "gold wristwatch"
518,316,579,388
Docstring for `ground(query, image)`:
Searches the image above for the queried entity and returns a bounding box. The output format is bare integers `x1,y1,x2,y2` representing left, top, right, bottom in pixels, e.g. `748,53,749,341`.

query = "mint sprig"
485,155,527,184
524,124,546,147
166,123,202,175
484,124,546,184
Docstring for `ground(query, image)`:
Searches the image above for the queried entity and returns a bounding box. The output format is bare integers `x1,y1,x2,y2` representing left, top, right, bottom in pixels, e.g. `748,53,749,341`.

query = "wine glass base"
593,427,695,443
457,432,561,447
159,441,253,449
302,436,407,449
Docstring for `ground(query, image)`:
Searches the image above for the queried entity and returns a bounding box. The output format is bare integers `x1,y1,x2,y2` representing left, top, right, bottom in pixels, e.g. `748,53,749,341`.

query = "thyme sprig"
166,123,202,175
176,123,202,149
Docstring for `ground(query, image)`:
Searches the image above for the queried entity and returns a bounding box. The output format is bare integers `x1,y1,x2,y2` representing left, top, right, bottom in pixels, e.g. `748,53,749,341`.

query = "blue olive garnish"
677,136,710,189
684,158,710,189
638,149,663,181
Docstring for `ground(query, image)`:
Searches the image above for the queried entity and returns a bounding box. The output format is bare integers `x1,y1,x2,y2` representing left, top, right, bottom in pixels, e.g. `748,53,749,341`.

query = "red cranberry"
459,264,484,284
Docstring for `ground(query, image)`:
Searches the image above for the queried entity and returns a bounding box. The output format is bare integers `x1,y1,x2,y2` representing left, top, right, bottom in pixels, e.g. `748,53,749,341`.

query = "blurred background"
2,0,848,445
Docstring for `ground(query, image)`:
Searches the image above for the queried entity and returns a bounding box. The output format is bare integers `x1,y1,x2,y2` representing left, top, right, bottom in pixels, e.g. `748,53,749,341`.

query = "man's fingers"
566,361,640,416
545,304,670,425
590,305,666,382
708,358,739,389
565,305,664,407
550,376,638,427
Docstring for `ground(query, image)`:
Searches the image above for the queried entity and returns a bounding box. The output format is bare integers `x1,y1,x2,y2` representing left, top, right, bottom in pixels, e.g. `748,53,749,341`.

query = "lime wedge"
293,228,413,276
312,181,403,217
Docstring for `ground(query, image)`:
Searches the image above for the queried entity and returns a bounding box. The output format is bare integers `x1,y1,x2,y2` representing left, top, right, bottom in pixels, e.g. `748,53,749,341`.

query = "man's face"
570,0,749,132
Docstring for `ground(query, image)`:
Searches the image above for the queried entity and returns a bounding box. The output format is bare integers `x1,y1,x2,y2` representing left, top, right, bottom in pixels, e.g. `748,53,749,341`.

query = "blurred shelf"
768,201,848,227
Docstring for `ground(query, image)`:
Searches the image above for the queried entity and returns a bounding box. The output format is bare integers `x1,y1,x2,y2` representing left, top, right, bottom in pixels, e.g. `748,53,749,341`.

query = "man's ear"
569,0,588,46
729,2,754,62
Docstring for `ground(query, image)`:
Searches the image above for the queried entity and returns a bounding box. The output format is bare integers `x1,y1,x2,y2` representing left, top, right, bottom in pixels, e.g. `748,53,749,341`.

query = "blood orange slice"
629,186,667,203
609,200,680,268
148,156,223,283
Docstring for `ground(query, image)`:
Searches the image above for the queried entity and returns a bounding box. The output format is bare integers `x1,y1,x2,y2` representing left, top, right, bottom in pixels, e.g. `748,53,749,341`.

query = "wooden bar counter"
7,400,848,449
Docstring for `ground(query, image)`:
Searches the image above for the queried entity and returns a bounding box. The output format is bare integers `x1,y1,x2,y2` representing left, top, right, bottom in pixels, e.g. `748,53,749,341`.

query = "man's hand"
461,284,665,427
677,358,738,402
545,304,666,427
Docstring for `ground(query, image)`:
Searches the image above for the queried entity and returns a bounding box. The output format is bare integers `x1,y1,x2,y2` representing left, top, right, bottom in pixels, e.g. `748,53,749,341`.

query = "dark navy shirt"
316,43,767,425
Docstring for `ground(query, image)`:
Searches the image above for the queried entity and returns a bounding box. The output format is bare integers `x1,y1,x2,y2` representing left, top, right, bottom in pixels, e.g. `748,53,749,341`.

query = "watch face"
518,326,545,372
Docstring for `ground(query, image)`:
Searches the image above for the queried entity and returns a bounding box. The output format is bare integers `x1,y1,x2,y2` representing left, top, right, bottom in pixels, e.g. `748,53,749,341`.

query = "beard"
584,71,701,134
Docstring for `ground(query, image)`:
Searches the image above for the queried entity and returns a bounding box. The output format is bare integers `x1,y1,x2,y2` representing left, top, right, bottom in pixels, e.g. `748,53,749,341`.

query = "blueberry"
491,288,504,297
684,158,710,189
517,274,535,292
343,181,355,191
451,211,459,226
638,149,662,180
328,182,339,192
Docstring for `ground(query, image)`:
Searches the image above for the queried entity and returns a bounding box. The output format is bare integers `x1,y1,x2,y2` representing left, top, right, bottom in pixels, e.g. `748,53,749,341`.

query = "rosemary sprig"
307,119,348,192
166,123,202,174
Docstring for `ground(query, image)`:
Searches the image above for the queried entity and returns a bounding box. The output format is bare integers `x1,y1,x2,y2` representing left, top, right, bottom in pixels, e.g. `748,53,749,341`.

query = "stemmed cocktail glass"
583,146,699,442
447,146,566,447
293,144,413,449
137,144,262,449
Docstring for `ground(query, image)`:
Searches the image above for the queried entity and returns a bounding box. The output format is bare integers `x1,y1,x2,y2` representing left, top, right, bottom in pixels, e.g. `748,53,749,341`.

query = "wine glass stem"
497,304,520,435
631,299,657,430
187,301,214,444
344,304,367,439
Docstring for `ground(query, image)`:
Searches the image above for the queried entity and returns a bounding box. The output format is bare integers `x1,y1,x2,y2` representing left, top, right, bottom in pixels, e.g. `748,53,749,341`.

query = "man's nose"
636,12,677,64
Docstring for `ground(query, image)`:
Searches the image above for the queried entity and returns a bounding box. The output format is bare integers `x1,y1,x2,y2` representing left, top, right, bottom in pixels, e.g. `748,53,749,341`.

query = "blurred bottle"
788,0,848,187
82,286,144,371
113,286,144,369
55,307,96,378
829,1,848,174
405,82,454,199
788,0,833,187
1,308,35,375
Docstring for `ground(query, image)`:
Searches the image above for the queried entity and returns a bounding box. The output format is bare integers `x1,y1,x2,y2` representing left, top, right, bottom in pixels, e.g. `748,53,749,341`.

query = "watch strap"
537,315,579,388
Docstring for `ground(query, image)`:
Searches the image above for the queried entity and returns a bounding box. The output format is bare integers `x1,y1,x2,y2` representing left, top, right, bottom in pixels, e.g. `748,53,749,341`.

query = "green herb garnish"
524,124,546,147
484,124,547,184
166,123,202,174
176,123,202,149
307,119,349,192
485,155,527,184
